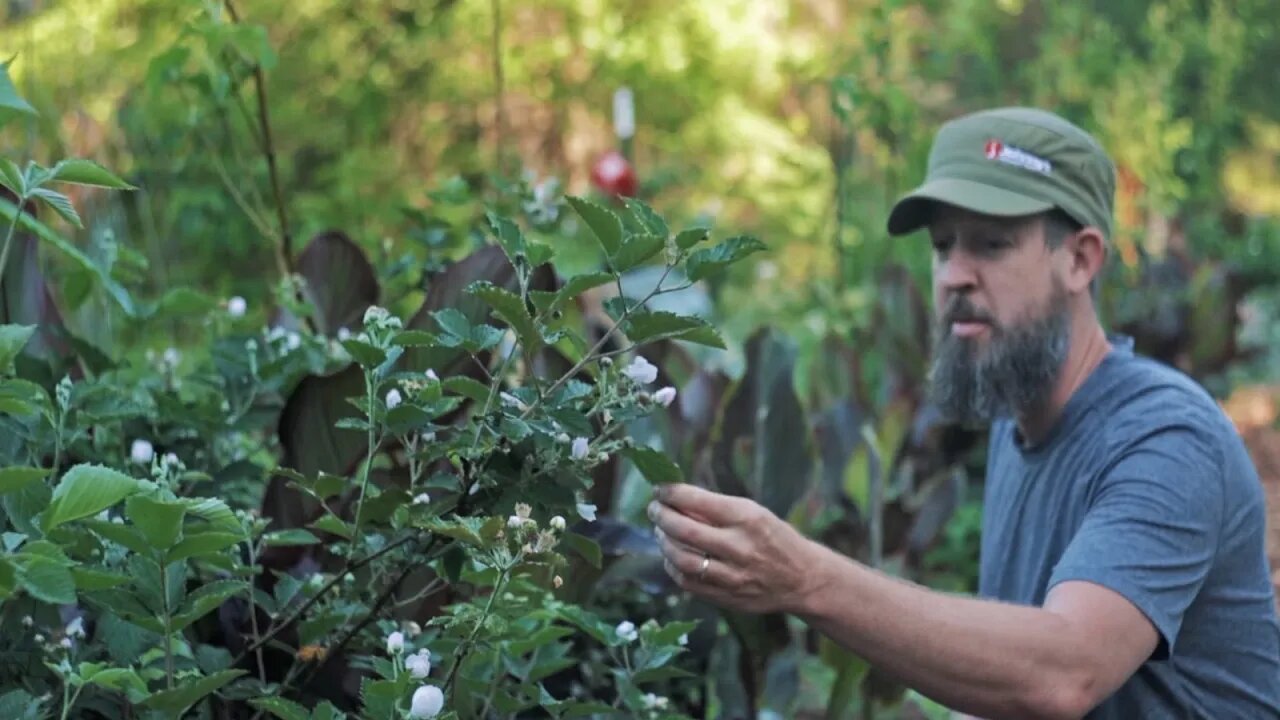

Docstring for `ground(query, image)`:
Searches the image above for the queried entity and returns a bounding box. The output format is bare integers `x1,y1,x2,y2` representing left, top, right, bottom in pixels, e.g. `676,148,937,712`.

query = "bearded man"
647,107,1280,718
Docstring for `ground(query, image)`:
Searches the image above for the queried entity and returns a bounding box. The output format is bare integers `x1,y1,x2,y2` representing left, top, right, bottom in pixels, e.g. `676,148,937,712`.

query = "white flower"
615,621,638,643
65,617,84,639
386,631,405,654
549,516,566,531
21,616,32,627
425,369,439,381
654,386,677,407
507,515,525,528
576,503,597,522
33,634,44,643
499,392,527,411
642,693,669,710
337,327,352,341
403,621,422,637
130,439,154,464
420,431,436,443
409,685,445,718
60,638,73,649
555,432,570,444
570,437,590,461
286,332,301,350
363,306,389,325
227,296,247,317
385,388,403,409
162,348,180,367
622,356,658,384
406,650,432,678
413,493,431,505
679,633,688,646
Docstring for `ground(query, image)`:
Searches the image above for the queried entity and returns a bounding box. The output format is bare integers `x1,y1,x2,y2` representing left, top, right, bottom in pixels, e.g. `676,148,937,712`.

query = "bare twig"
490,0,506,170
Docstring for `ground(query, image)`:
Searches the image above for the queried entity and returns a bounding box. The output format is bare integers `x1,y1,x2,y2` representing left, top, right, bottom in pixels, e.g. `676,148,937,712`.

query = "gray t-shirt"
979,335,1280,718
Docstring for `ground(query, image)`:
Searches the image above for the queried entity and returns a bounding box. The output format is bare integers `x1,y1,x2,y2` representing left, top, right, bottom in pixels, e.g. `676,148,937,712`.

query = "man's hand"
647,483,827,614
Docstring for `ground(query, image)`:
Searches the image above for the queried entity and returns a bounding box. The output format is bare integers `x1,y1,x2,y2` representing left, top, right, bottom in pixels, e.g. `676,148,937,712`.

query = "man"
647,107,1280,718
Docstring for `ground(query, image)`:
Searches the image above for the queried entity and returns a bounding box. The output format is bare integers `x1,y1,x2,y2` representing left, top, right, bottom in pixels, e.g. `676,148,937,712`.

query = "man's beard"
926,284,1071,427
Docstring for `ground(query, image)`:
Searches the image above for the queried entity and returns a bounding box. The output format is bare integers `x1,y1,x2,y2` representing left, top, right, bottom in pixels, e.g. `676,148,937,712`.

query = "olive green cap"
886,107,1116,241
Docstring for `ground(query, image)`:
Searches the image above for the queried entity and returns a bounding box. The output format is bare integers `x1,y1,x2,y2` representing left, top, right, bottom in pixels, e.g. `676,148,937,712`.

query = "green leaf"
360,678,399,720
125,495,186,549
155,287,217,317
312,513,353,540
166,531,243,564
610,233,665,273
421,516,486,546
443,376,490,404
486,211,528,266
0,60,36,127
468,281,540,351
70,567,130,591
262,529,320,547
341,338,386,367
625,310,725,349
85,667,147,696
0,197,137,316
566,196,622,256
552,272,614,311
180,497,242,534
83,520,152,555
0,466,48,494
0,158,21,196
506,625,575,656
48,159,135,190
562,531,601,569
433,308,473,340
45,464,141,531
170,580,245,632
249,696,311,720
622,446,684,485
392,330,438,347
674,226,710,251
0,324,36,370
139,669,246,714
625,198,669,238
686,235,767,282
28,188,81,228
15,555,76,604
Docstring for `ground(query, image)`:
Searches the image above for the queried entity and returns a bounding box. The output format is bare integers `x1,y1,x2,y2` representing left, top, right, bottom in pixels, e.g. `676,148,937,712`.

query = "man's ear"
1065,227,1106,295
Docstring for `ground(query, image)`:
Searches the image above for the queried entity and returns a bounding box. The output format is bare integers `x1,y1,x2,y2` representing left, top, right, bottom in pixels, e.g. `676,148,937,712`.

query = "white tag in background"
613,87,635,140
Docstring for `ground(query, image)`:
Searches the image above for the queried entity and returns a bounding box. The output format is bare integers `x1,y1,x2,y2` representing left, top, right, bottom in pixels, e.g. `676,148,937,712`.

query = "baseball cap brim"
886,177,1055,236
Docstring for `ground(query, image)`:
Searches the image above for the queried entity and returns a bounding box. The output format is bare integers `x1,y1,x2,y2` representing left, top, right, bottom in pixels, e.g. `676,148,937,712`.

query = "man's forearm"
793,543,1093,720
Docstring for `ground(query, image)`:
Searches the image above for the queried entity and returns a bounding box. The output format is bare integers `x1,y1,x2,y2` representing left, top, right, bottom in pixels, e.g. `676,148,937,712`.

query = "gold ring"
698,553,710,580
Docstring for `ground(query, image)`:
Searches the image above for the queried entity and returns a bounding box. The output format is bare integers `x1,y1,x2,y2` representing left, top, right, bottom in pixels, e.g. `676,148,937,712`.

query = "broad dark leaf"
292,230,379,336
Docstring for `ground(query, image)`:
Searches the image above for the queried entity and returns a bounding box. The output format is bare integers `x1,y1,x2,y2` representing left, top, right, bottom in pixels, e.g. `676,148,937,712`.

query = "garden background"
1,0,1279,718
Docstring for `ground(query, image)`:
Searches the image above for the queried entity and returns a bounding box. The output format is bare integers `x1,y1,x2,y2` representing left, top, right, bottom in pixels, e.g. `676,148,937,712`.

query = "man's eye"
981,238,1009,253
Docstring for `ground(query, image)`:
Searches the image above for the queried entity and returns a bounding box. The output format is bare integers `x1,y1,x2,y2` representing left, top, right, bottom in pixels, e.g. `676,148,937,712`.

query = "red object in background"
590,150,637,198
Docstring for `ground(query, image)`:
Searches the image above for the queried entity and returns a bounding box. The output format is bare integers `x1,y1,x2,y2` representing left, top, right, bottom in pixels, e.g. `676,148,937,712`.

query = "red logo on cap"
984,140,1003,159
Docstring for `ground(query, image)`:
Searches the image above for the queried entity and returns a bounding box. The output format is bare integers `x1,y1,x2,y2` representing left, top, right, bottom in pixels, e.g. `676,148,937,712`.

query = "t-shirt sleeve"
1046,424,1224,659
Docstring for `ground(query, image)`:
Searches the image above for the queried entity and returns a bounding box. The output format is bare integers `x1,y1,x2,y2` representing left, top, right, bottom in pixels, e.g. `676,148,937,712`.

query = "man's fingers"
654,483,757,527
657,533,740,588
648,500,744,563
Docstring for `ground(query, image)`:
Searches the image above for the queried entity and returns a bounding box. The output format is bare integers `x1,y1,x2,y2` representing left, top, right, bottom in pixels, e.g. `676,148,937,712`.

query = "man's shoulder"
1092,346,1231,435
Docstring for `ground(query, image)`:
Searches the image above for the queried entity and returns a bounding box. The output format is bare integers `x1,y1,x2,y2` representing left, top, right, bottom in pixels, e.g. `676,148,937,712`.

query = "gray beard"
926,288,1071,427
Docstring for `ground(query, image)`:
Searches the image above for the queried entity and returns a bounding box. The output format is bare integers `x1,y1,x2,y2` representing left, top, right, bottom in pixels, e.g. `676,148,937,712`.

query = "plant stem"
161,562,174,690
443,565,509,696
0,207,22,296
246,541,268,684
351,371,378,544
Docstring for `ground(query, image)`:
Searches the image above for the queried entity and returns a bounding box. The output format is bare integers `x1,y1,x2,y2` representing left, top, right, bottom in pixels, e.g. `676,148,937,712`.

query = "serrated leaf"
165,531,244,564
486,211,528,266
686,235,767,282
433,308,473,340
262,529,320,547
29,188,82,228
506,625,575,656
340,338,386,367
610,233,665,273
622,446,684,485
552,272,614,311
85,667,147,696
624,311,725,349
562,532,601,569
444,376,491,404
139,669,246,714
359,678,398,720
249,696,311,720
45,464,141,531
16,555,75,604
674,226,710,251
0,466,47,494
312,513,353,540
421,516,485,546
125,495,186,549
170,580,245,632
468,281,540,351
83,520,152,555
71,567,130,590
0,157,23,195
392,330,437,347
625,198,669,238
566,196,622,256
0,323,36,370
48,158,136,190
334,417,369,431
0,61,36,127
180,497,242,534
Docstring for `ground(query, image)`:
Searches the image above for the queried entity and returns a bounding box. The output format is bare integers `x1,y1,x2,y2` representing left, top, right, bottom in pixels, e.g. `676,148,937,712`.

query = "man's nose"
937,253,979,293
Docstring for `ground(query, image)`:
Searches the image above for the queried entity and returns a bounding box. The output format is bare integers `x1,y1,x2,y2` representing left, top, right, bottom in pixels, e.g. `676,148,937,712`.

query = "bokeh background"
3,0,1280,716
